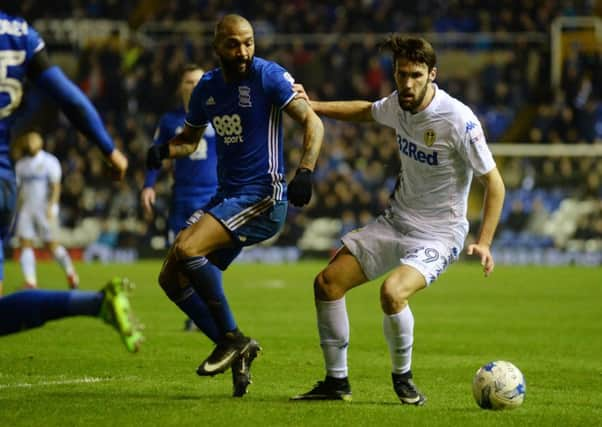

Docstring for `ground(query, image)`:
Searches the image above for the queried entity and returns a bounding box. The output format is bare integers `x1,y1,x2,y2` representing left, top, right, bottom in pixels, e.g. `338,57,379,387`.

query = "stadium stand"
7,1,602,264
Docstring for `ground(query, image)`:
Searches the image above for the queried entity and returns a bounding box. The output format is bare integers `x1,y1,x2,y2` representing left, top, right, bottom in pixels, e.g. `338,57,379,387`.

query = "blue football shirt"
144,107,218,205
0,12,45,180
185,56,296,200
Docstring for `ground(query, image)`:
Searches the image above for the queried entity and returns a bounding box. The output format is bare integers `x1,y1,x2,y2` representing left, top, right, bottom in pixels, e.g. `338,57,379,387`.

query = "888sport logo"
212,114,244,144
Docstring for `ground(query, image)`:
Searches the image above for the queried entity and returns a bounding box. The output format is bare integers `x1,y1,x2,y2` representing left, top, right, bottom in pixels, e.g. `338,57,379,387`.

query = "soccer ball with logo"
472,360,526,410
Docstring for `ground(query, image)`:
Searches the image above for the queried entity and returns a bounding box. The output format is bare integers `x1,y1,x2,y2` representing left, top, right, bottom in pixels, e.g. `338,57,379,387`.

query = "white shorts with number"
16,208,58,242
341,214,461,285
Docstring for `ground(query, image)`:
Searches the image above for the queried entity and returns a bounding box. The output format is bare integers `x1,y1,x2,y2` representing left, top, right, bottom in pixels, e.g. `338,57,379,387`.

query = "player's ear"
429,66,437,82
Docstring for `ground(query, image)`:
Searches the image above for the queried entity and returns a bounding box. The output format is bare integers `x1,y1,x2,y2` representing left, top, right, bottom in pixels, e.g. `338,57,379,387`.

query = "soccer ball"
472,360,526,410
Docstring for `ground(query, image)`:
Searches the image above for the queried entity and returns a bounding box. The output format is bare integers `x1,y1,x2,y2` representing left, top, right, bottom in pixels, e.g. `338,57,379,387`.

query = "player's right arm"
146,76,208,167
145,124,206,170
27,48,128,180
167,125,207,158
293,83,374,122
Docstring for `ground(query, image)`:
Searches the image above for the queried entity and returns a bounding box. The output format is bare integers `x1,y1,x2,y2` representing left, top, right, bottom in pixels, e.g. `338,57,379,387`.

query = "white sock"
53,245,75,276
383,305,414,375
316,298,349,379
20,247,37,286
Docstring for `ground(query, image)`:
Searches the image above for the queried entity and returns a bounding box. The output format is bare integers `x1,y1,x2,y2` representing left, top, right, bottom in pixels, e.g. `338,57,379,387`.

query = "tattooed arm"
284,98,324,171
167,125,206,158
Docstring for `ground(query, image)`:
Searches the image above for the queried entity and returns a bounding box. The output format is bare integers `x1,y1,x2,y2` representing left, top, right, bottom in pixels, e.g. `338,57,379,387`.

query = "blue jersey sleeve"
34,66,114,155
184,79,209,128
143,167,160,188
263,62,296,110
24,21,45,60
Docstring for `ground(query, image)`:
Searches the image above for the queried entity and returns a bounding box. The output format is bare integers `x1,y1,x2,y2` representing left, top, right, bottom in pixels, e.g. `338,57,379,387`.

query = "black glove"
288,168,313,207
146,144,170,170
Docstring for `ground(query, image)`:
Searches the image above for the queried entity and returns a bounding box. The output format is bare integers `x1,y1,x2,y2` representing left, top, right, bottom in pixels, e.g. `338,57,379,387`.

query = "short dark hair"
379,35,437,70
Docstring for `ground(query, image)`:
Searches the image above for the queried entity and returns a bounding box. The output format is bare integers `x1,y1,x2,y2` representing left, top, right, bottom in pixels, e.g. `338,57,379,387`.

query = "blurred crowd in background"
8,0,602,258
15,0,596,33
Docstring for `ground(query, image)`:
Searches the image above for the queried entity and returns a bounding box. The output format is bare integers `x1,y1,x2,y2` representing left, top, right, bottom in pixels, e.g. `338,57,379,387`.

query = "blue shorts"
168,196,213,244
186,194,287,270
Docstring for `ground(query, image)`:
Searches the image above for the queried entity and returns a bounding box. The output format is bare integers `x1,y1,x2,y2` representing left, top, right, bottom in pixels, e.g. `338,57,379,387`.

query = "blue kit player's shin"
162,282,220,342
180,256,237,336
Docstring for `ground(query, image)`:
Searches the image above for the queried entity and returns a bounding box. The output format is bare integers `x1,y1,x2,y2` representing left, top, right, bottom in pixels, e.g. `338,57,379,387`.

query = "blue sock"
0,290,71,335
169,286,219,343
67,290,103,316
180,257,237,338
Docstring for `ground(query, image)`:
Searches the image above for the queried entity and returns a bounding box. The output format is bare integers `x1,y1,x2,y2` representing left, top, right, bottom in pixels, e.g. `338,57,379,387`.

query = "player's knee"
158,265,171,291
158,266,179,300
314,269,343,301
173,235,197,260
380,279,409,313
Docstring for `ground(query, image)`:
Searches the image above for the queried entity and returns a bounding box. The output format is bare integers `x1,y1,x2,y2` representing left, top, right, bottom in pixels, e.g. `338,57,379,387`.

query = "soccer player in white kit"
291,36,505,404
14,131,79,289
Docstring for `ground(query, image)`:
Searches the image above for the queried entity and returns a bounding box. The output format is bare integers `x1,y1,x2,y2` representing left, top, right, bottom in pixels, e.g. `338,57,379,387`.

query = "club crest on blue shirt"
238,86,252,108
424,129,436,146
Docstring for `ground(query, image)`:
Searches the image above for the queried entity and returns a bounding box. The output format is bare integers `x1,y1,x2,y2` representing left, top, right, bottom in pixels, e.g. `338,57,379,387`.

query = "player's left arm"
47,157,62,219
47,181,60,219
15,165,24,211
28,49,127,180
283,98,324,207
467,167,506,277
284,98,324,171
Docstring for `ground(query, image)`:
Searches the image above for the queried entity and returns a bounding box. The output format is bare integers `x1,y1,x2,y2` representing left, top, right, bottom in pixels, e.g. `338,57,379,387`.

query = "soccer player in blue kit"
141,64,218,245
0,9,142,352
141,64,221,334
146,14,324,396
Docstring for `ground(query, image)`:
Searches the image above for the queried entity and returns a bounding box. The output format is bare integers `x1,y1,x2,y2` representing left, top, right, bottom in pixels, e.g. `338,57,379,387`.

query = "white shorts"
16,207,58,242
341,214,461,285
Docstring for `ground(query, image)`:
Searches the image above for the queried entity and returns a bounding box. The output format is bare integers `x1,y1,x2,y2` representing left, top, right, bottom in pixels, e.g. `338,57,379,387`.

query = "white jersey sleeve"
454,110,496,177
371,92,399,129
46,152,62,183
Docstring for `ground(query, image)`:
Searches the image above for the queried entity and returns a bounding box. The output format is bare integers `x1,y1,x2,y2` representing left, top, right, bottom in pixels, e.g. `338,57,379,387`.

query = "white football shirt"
371,85,496,245
15,150,62,210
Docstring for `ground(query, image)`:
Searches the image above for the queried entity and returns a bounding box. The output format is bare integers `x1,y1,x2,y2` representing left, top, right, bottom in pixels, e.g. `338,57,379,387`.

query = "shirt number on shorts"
422,248,439,263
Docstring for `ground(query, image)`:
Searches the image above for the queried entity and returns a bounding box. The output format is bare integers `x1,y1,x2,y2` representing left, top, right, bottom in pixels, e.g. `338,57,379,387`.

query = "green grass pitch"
0,260,601,426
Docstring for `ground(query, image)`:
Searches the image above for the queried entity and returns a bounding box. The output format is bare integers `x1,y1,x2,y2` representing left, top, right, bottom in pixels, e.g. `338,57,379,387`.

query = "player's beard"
398,81,429,112
221,55,253,80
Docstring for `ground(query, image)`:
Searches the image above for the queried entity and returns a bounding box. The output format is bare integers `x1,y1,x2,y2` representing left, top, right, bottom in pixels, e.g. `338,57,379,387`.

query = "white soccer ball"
472,360,526,410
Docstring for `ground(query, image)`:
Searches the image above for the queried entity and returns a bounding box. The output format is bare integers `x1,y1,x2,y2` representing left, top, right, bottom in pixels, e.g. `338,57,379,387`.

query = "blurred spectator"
505,200,529,233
